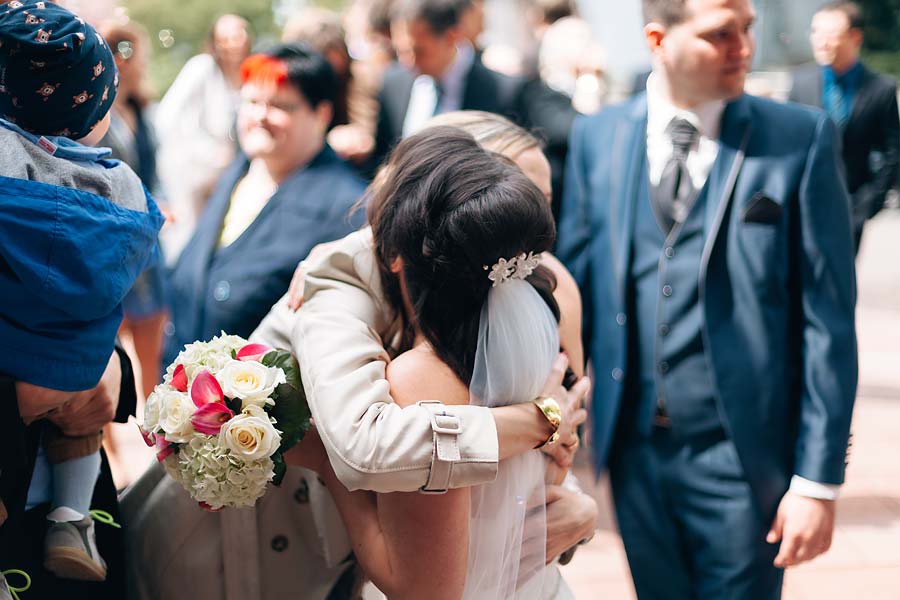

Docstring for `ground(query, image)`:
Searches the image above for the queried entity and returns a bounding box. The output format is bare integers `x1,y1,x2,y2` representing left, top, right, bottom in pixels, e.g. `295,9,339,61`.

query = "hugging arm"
316,352,471,600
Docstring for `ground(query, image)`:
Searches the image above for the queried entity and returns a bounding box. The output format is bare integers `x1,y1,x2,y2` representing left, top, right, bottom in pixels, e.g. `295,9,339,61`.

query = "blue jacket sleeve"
793,113,858,485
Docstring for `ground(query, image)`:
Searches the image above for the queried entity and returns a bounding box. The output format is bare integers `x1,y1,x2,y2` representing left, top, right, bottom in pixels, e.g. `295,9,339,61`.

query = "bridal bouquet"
139,333,310,510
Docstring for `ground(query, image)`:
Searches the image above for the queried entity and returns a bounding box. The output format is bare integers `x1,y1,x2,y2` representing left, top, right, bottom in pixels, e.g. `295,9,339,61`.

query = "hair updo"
368,126,557,384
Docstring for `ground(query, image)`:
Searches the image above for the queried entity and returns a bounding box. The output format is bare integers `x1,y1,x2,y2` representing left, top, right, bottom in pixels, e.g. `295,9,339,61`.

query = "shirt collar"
0,117,111,162
646,73,726,142
823,60,863,87
437,42,475,90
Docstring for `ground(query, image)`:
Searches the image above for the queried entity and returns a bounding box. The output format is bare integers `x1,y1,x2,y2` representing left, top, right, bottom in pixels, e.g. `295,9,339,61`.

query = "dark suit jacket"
789,63,899,231
165,145,366,364
370,59,525,171
557,93,858,520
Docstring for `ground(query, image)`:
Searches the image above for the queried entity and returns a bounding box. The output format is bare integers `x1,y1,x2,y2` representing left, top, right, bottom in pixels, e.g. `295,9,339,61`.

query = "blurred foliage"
862,51,900,80
122,0,347,96
859,0,900,52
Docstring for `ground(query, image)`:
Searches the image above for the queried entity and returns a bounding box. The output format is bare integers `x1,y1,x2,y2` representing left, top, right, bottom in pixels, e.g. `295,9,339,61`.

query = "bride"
290,126,575,599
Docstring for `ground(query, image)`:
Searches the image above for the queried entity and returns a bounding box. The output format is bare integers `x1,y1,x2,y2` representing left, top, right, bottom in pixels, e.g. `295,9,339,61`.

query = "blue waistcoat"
628,159,721,437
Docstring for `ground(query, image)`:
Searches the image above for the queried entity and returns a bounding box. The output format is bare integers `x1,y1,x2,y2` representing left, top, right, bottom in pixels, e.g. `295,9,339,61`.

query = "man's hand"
544,484,598,564
767,491,836,568
15,382,90,424
47,350,122,436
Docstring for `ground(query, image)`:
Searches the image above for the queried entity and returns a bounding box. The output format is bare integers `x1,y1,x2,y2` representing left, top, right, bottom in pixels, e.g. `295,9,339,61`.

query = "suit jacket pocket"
741,192,783,224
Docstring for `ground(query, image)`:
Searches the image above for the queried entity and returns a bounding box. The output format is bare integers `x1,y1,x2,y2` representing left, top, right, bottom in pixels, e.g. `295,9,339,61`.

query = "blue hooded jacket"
0,119,164,391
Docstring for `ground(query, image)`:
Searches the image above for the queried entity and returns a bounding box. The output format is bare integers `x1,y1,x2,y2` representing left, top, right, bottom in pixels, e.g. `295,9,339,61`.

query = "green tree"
123,0,277,94
858,0,900,78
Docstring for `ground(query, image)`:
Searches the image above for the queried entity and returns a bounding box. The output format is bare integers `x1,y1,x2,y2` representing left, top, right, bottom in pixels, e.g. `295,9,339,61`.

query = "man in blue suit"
556,0,857,598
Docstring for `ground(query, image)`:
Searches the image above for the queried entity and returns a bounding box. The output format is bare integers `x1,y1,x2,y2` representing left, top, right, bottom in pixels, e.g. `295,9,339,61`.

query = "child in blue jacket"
0,0,163,589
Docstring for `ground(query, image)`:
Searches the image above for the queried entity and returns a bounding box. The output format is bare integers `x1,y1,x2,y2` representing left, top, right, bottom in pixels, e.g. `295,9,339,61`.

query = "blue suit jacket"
166,145,366,364
556,93,858,517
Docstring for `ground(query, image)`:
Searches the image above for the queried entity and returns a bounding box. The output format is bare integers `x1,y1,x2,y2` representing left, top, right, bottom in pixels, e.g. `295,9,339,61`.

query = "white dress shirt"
401,42,475,138
644,74,841,501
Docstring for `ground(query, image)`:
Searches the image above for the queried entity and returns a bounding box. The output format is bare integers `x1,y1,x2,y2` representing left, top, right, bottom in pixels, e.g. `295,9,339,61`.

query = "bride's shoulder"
386,346,469,408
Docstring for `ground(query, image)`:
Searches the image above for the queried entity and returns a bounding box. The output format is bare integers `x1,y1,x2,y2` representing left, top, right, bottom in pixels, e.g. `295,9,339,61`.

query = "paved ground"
106,211,900,599
561,209,900,599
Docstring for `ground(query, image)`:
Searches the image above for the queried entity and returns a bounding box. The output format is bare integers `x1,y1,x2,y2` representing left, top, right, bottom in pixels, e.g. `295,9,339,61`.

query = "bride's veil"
464,277,560,599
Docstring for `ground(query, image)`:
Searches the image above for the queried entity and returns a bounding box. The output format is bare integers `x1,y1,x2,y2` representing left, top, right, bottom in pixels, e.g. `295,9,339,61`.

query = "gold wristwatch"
532,396,562,448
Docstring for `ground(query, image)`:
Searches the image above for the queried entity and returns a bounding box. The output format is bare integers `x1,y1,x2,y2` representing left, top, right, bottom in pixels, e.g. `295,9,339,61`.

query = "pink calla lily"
137,424,156,448
236,343,273,362
191,369,224,407
191,401,235,435
198,501,223,512
171,364,188,392
155,436,175,462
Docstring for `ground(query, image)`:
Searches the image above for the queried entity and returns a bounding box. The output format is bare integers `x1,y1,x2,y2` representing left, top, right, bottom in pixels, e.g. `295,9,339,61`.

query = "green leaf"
272,452,286,487
263,350,311,453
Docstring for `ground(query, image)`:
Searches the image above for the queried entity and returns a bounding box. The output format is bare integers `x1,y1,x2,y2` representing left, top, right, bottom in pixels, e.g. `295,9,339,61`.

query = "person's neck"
258,139,324,184
830,56,860,77
653,69,709,110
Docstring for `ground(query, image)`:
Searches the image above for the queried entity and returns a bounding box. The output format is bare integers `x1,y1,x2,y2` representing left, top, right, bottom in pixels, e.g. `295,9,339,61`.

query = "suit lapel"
846,65,876,130
701,95,753,274
610,96,648,302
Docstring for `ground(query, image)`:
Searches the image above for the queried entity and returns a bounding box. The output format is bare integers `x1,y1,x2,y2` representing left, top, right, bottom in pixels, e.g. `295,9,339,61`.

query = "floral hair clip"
484,252,542,287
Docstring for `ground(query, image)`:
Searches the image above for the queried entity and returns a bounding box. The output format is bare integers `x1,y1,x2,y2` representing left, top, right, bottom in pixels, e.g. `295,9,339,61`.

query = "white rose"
158,389,196,443
143,387,164,431
217,359,285,404
220,413,282,461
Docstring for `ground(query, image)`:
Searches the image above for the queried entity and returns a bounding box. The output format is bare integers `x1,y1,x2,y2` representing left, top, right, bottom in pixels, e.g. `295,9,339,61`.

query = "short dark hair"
532,0,575,24
392,0,464,35
243,43,338,110
368,127,558,384
641,0,689,26
816,1,864,30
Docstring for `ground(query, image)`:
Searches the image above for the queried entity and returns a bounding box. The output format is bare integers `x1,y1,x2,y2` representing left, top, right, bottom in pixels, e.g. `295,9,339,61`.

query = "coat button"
662,284,673,297
658,361,670,374
271,535,289,553
659,323,670,337
611,368,624,381
213,280,231,302
664,246,675,258
294,479,309,504
616,313,627,326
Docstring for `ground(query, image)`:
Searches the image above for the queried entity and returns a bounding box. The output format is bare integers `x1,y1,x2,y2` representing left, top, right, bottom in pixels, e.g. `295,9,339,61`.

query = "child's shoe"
43,515,107,582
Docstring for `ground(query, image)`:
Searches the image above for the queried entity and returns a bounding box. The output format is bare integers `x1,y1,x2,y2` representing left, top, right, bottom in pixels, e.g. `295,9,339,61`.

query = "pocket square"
742,192,783,224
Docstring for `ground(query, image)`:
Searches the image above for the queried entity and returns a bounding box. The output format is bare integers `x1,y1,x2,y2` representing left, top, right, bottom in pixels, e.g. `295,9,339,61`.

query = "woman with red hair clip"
162,43,367,377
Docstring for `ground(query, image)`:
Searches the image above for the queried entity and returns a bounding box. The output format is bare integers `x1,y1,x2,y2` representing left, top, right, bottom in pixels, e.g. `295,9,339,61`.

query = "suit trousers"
609,426,783,600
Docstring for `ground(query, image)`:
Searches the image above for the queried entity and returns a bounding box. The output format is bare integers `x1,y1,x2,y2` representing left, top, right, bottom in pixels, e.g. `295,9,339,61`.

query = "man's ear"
644,22,667,58
849,27,864,50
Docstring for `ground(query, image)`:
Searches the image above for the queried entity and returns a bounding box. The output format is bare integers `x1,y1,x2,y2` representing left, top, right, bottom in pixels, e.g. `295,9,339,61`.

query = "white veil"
463,278,560,600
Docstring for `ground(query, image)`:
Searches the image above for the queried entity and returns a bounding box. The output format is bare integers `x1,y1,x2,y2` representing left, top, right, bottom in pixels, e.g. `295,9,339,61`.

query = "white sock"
46,506,85,523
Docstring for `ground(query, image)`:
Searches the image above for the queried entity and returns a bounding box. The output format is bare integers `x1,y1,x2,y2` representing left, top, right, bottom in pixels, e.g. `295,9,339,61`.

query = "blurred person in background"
162,44,366,368
155,14,252,262
789,1,899,253
371,0,525,170
97,19,169,404
539,16,608,116
558,0,857,597
283,7,378,167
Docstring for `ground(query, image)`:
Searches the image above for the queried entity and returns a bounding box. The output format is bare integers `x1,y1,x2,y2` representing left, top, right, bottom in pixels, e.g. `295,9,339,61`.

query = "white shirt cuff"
789,475,841,501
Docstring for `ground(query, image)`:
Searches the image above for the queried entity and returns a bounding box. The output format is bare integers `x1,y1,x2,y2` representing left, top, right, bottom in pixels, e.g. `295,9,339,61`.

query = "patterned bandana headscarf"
0,0,118,139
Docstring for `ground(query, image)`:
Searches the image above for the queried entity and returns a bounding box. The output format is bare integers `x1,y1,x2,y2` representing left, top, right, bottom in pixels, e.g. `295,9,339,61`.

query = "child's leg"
49,451,101,520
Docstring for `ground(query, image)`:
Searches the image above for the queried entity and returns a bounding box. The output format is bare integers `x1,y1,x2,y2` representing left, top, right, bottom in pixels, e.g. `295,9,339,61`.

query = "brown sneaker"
43,517,107,582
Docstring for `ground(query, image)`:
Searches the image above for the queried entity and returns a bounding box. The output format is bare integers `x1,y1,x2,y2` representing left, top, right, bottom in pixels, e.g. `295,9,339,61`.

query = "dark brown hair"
816,1,864,30
368,127,558,383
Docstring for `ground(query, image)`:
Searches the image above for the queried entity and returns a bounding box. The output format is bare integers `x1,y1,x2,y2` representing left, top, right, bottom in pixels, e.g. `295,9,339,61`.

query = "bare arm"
318,348,471,600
